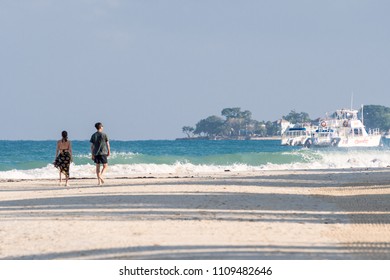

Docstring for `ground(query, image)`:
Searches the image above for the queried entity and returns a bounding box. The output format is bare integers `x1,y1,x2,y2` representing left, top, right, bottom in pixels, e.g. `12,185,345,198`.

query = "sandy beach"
0,168,389,260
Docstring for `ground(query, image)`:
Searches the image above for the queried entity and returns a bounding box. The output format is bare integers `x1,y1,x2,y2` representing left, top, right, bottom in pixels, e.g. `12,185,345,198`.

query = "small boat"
281,124,316,147
311,108,381,148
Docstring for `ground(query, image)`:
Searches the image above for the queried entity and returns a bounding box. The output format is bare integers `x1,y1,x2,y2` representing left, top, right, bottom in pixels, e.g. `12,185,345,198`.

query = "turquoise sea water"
1,139,390,179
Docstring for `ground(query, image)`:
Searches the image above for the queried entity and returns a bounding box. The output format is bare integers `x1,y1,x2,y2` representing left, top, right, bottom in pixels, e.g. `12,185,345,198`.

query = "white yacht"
311,108,381,147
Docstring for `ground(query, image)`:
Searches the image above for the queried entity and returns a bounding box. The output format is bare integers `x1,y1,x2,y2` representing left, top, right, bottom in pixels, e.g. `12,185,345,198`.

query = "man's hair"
95,122,103,130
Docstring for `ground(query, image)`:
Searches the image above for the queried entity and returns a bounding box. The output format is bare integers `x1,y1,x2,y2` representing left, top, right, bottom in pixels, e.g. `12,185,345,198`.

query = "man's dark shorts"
94,155,108,164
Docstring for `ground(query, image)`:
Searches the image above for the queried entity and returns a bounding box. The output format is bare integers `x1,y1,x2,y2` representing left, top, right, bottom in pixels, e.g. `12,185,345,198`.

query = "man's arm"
91,143,95,160
106,141,111,157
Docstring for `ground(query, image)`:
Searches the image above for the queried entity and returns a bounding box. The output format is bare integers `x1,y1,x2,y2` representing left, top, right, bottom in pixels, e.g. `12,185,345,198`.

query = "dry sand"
0,168,389,260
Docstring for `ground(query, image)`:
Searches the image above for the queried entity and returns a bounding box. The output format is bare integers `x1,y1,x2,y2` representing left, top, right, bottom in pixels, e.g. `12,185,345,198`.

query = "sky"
1,0,390,140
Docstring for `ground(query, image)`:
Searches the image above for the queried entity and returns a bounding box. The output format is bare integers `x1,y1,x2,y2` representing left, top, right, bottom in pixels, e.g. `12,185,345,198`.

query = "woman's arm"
55,141,59,159
69,141,73,162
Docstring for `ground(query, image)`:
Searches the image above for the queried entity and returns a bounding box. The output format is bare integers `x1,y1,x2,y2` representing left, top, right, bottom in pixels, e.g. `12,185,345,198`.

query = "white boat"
311,108,381,148
281,123,316,147
312,127,338,147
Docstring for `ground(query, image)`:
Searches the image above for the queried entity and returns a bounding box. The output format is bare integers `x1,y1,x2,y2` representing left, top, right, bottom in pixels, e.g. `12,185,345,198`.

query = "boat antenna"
350,91,354,109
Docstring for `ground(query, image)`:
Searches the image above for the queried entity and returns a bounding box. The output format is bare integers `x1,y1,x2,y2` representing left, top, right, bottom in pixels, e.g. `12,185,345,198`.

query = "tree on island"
184,107,279,139
282,110,312,124
360,105,390,132
193,115,226,138
182,126,195,138
221,107,251,120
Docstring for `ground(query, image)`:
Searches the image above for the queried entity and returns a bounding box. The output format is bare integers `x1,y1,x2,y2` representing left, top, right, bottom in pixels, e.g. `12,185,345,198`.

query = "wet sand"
0,168,389,259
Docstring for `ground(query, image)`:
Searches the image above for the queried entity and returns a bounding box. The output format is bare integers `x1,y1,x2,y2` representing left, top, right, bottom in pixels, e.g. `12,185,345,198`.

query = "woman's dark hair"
61,131,68,142
95,122,103,130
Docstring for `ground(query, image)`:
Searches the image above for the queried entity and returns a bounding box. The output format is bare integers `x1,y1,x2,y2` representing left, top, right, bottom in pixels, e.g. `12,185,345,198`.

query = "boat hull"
281,136,311,146
312,135,381,148
336,135,382,147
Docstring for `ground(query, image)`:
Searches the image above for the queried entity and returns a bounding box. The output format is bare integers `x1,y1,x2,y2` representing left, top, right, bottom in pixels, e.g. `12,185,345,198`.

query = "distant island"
178,105,390,140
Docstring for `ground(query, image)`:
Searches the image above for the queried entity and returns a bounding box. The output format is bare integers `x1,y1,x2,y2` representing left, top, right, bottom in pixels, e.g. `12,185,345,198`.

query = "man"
90,122,110,185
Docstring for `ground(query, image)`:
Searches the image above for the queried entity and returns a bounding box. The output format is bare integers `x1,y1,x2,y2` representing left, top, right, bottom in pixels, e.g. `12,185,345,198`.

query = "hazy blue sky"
1,0,389,140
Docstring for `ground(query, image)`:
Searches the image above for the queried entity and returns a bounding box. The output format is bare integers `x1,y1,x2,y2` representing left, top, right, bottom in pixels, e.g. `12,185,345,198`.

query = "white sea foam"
261,149,390,170
1,149,390,180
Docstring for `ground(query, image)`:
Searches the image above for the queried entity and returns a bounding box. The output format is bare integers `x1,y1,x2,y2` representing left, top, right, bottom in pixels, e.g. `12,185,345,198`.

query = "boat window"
287,131,306,137
353,128,362,136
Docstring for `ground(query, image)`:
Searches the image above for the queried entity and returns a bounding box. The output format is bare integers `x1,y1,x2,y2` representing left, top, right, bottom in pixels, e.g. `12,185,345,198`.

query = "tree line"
181,105,390,139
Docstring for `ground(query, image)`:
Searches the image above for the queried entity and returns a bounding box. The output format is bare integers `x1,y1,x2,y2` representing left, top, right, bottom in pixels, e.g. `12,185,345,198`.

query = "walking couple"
54,122,110,186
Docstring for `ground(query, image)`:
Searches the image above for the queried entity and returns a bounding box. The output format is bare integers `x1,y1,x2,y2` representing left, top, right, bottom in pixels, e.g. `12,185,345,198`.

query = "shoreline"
1,166,389,183
0,168,389,259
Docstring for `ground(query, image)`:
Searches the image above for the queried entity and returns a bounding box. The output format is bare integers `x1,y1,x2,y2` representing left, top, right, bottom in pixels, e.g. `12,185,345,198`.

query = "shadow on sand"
1,171,389,259
5,243,390,260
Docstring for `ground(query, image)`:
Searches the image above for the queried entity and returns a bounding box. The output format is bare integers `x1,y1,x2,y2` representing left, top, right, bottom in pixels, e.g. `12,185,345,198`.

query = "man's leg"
100,163,108,184
95,163,101,185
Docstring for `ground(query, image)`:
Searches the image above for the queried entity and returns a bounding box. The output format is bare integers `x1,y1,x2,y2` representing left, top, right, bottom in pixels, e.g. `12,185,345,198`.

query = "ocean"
1,139,390,180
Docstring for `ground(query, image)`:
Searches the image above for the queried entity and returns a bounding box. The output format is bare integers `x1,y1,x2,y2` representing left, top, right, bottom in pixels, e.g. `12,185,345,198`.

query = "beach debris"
347,158,358,164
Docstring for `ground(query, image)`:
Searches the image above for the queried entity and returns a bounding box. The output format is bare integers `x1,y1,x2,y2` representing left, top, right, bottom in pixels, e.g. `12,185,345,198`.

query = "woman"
54,131,72,186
